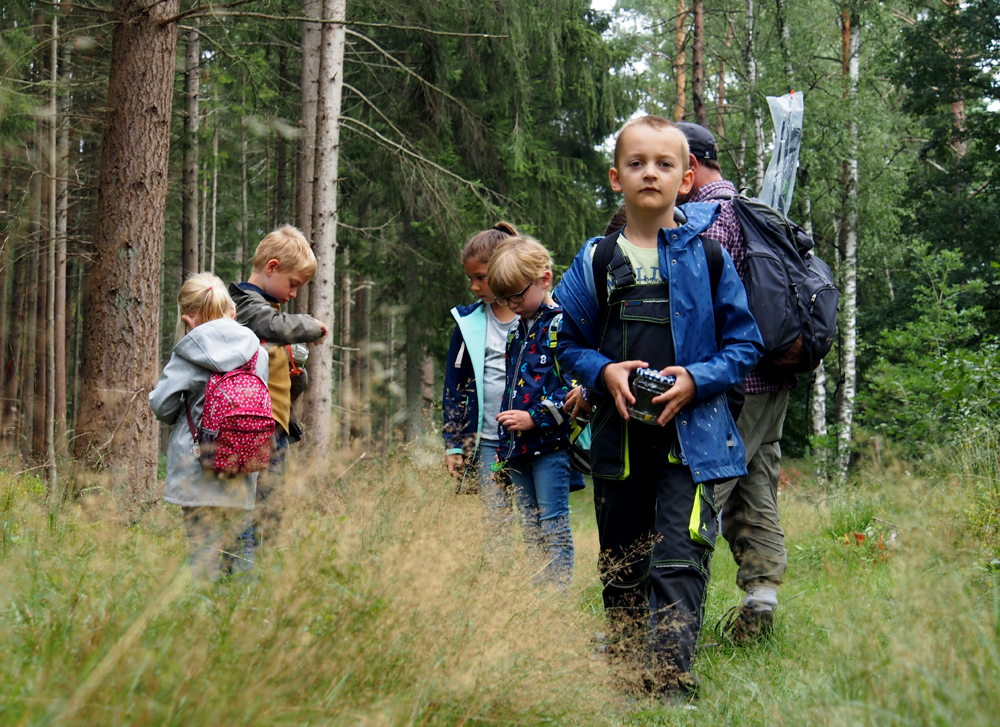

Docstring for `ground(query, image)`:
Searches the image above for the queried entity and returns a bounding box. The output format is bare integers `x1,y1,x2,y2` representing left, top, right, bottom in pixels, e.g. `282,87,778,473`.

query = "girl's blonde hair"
486,236,552,298
461,221,519,265
177,272,235,325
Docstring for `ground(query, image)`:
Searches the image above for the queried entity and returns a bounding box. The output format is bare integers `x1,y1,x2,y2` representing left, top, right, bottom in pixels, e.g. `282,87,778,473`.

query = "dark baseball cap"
677,122,718,161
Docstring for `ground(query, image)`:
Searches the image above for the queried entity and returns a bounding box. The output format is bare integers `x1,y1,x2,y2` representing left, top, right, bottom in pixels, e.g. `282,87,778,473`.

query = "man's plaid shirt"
689,180,797,394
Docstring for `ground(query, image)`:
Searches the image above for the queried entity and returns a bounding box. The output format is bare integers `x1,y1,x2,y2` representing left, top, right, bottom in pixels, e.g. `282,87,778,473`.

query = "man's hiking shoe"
656,672,700,710
716,605,774,644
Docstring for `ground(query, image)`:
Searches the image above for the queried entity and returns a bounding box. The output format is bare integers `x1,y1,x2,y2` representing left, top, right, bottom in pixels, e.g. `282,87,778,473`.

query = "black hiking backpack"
706,194,839,374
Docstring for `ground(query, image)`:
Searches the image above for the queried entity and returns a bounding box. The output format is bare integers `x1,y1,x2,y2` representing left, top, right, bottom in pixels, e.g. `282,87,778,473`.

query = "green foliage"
859,244,1000,454
890,0,1000,334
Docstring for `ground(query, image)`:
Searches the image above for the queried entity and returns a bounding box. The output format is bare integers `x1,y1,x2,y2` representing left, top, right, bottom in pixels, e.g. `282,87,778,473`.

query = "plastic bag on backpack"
759,91,804,217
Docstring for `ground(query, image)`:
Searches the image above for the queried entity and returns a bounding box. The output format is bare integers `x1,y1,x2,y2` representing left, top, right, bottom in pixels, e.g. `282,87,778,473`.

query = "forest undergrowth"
0,442,998,726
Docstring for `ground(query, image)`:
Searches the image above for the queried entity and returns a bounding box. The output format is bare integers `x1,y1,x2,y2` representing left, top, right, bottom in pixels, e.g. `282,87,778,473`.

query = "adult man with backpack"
677,122,795,642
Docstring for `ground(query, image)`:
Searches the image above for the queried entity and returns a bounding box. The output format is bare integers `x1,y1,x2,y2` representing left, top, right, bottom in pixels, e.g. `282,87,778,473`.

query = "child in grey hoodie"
149,273,269,582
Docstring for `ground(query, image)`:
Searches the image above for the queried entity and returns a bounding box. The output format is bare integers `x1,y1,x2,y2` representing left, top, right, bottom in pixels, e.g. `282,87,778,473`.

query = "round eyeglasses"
495,281,533,307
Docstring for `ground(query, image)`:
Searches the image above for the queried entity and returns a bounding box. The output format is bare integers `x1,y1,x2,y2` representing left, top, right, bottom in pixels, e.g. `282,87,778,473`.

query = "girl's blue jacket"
552,202,764,484
443,302,493,459
498,302,571,461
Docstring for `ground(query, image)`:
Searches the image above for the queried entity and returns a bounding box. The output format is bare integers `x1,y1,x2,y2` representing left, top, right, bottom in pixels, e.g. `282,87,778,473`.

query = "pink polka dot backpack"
185,350,276,475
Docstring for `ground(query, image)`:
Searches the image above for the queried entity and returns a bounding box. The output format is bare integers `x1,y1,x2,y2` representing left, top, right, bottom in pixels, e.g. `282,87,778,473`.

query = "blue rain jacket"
553,202,764,483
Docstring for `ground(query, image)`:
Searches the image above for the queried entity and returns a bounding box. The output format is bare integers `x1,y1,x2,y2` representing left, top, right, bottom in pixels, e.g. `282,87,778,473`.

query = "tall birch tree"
835,3,860,484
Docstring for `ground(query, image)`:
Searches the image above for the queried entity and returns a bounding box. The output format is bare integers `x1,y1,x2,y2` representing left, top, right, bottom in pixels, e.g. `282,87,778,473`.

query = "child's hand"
652,366,696,426
602,360,648,420
496,410,536,432
446,453,464,478
313,320,329,343
565,386,591,422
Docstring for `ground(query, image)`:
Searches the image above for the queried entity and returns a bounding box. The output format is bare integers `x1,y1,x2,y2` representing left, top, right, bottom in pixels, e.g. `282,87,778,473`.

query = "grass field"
0,446,998,726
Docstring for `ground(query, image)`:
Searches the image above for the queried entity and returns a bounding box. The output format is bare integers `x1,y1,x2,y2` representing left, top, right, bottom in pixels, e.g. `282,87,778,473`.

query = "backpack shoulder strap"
592,229,622,318
701,235,724,300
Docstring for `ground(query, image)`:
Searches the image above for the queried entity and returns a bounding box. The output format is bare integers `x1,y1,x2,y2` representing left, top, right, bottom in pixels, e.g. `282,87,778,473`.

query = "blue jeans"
508,449,574,588
472,441,513,542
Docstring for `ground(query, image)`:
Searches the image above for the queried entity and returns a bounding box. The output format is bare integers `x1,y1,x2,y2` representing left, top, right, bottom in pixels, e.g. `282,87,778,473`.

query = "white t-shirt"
481,305,518,442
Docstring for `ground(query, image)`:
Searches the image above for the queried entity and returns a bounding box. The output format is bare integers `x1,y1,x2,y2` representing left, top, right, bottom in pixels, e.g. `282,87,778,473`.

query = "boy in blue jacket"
554,115,763,702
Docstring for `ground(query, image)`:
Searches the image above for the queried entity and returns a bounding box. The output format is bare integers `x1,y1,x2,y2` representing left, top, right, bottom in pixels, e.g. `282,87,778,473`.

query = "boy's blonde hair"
251,225,317,279
177,272,235,324
613,115,690,172
486,236,552,298
461,221,519,265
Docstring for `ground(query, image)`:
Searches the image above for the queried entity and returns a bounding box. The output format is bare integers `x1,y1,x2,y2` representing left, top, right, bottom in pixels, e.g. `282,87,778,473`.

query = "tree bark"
746,0,765,192
275,46,289,225
835,6,860,485
811,361,828,475
340,252,352,446
73,0,180,513
673,0,687,122
23,135,40,458
692,0,705,126
181,22,199,280
358,278,372,451
296,0,322,318
239,106,248,281
46,13,57,488
200,160,208,270
35,247,47,461
210,109,218,274
776,0,795,83
717,17,732,140
0,154,11,436
404,260,422,443
55,37,70,456
302,0,345,450
3,239,24,439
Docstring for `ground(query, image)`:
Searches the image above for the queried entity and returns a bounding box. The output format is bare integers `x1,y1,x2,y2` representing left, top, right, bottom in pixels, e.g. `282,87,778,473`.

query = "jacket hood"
173,318,261,372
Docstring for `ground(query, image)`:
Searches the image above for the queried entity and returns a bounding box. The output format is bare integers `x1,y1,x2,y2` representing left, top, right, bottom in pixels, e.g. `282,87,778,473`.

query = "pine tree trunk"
404,261,422,443
776,0,795,83
46,14,57,488
385,306,395,451
302,0,345,450
239,109,248,281
692,0,705,126
745,0,765,193
73,0,180,513
70,258,84,431
3,240,24,439
717,18,731,139
359,278,372,451
0,153,10,431
55,39,70,456
275,46,288,225
23,145,40,458
673,0,687,122
210,110,218,274
340,254,352,446
296,0,322,318
835,9,860,485
200,161,208,270
35,250,47,461
181,23,199,280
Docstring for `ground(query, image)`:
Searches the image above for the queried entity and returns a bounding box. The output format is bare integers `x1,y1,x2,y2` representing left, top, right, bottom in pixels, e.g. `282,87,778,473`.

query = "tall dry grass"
4,442,1000,726
0,454,609,725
